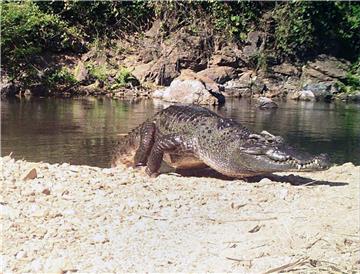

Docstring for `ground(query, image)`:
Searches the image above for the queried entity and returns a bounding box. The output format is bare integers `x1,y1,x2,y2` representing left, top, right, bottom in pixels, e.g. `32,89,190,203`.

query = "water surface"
2,97,360,167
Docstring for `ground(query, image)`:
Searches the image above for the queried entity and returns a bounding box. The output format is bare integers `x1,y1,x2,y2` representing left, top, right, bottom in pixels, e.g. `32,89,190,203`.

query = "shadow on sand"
174,168,348,187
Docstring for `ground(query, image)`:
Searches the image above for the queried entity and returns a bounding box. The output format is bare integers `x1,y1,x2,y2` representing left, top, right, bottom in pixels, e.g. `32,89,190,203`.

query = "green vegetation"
337,58,360,93
1,1,359,91
1,1,82,82
44,67,77,88
112,67,137,89
86,62,109,82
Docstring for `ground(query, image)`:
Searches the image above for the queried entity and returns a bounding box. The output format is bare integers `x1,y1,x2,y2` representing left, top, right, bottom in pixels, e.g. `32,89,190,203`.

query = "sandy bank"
1,156,359,272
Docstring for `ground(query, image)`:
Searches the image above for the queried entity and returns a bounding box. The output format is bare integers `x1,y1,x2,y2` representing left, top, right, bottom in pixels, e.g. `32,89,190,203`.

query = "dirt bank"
1,156,359,272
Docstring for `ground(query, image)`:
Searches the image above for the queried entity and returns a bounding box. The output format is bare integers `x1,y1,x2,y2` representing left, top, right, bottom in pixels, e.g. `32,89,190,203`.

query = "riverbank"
1,155,359,272
2,3,360,103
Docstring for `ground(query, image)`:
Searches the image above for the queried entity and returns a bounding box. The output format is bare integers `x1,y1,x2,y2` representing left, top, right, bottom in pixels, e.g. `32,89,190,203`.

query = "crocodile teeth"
297,164,301,170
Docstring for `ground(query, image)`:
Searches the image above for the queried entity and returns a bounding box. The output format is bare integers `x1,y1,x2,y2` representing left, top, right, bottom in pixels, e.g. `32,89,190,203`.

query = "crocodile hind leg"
146,134,184,177
133,122,156,167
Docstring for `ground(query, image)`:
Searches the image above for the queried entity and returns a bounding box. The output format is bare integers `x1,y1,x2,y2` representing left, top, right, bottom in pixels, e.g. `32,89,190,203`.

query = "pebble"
22,168,37,180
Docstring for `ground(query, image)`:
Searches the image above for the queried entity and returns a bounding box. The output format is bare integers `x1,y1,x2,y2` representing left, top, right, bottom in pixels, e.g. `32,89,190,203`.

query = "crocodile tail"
110,125,142,168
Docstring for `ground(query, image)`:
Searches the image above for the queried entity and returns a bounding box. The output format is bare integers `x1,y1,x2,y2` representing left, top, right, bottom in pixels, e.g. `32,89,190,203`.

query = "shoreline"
1,156,359,272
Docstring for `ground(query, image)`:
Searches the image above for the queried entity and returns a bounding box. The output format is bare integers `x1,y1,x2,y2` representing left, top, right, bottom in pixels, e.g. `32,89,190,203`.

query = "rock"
131,62,154,83
256,97,278,109
301,55,350,83
334,92,349,101
272,63,300,77
74,61,89,82
251,77,267,95
1,77,19,97
209,46,243,68
298,90,316,101
242,31,265,61
42,188,51,195
348,91,360,102
223,70,254,97
126,28,213,86
78,80,104,95
303,82,334,101
197,66,236,84
22,168,37,181
152,69,224,105
151,57,180,86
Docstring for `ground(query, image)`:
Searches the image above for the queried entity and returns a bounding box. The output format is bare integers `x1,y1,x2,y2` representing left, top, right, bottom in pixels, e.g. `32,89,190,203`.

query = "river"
2,97,360,167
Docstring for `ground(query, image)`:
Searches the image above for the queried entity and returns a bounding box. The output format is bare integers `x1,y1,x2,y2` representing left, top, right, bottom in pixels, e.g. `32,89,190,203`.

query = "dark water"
2,97,360,167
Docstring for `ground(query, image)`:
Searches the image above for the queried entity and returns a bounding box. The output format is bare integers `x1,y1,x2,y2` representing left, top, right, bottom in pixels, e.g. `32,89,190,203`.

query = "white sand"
1,156,359,273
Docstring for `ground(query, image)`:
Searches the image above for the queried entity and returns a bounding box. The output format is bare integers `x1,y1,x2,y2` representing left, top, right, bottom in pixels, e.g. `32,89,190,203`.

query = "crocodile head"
223,131,330,177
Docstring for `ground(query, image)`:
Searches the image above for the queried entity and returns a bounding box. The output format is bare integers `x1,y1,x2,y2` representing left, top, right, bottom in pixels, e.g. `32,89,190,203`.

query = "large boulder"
301,55,350,83
289,89,316,101
131,62,154,83
197,66,236,84
302,82,337,101
152,70,224,105
271,62,300,77
209,45,244,68
73,61,89,82
242,31,265,61
126,27,214,86
223,70,253,97
256,97,278,109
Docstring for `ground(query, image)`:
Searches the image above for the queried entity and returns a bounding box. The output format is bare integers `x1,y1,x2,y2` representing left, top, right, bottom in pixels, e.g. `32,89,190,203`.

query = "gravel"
1,156,359,272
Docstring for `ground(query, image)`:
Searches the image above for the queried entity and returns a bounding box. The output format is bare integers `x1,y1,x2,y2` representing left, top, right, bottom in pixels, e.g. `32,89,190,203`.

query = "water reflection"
1,97,359,167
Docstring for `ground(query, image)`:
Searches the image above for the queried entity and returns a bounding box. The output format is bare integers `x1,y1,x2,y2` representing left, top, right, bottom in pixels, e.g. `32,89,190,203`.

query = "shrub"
1,1,82,82
44,67,77,88
86,63,109,82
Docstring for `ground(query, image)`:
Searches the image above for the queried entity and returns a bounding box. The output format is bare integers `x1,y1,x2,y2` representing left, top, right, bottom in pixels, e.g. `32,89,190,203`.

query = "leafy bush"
44,67,77,88
35,1,153,37
86,63,109,82
272,2,360,60
1,1,82,82
110,67,137,89
337,58,360,93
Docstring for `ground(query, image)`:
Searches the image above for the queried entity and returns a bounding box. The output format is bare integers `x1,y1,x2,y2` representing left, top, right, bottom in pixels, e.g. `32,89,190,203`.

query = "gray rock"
242,31,265,61
303,82,334,101
347,91,360,102
301,55,350,83
74,61,89,82
223,71,253,97
256,97,278,109
298,90,316,101
152,69,224,105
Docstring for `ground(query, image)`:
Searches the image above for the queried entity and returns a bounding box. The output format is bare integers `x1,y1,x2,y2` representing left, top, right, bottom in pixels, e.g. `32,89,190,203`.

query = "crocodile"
111,105,330,178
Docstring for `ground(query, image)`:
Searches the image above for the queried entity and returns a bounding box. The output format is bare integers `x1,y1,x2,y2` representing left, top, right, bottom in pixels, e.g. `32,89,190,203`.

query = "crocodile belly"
163,153,207,169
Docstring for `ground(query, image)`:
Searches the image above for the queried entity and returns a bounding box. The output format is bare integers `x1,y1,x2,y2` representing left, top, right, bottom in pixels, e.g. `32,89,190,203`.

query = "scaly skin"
111,105,330,178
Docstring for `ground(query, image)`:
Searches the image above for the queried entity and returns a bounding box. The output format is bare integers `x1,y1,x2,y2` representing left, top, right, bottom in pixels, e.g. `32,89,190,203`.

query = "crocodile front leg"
134,122,156,167
146,134,185,177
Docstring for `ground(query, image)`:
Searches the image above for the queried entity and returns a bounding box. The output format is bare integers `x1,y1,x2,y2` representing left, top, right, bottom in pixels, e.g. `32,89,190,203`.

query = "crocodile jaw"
236,148,330,174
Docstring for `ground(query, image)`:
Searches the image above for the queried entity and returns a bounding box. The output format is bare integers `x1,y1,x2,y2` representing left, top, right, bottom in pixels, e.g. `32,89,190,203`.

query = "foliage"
337,58,360,93
44,67,77,88
35,1,153,37
1,1,82,82
272,2,360,60
2,1,359,92
86,63,109,82
116,67,136,86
